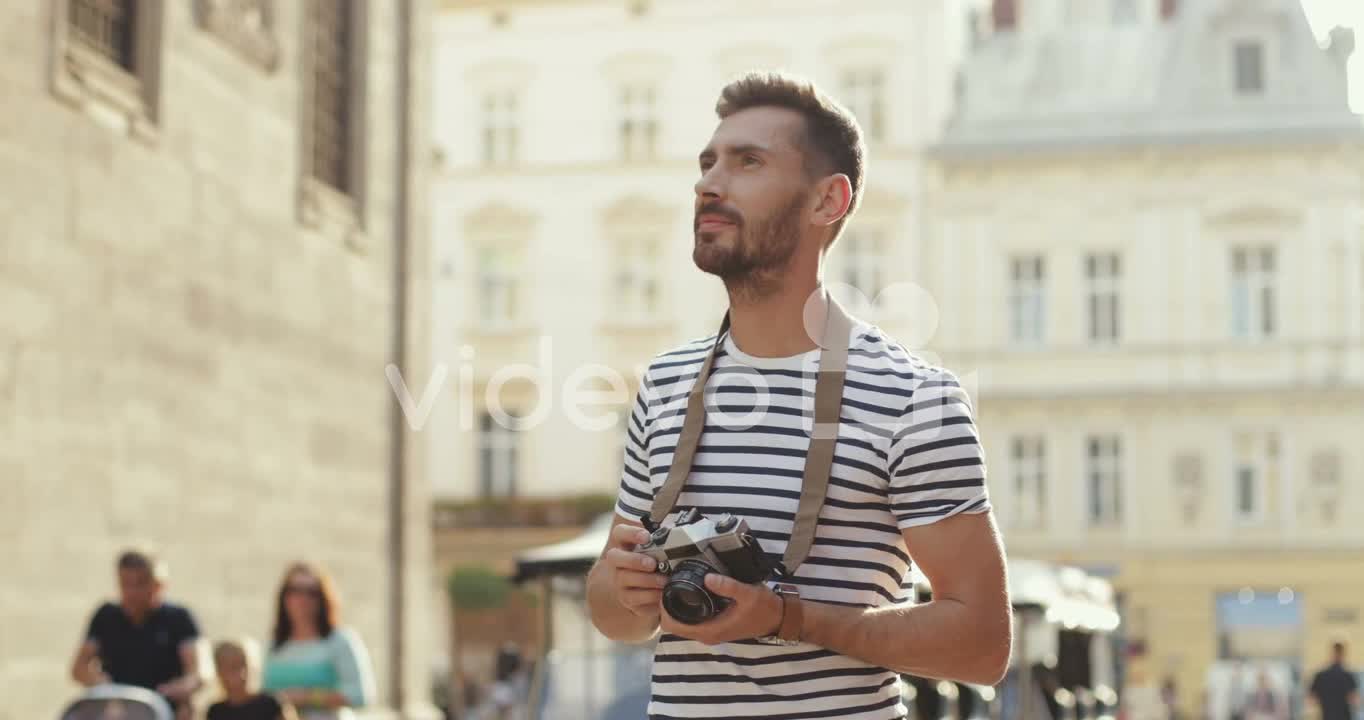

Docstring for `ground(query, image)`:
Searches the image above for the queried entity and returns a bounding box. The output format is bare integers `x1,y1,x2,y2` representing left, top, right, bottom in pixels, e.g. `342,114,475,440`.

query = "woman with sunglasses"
261,563,375,719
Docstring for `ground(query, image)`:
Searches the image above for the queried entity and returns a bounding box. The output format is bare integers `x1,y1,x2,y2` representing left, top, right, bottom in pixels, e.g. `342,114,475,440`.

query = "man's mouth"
695,215,737,232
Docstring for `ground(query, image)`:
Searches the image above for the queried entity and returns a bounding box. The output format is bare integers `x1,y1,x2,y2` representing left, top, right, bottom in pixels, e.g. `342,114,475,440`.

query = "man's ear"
812,174,853,228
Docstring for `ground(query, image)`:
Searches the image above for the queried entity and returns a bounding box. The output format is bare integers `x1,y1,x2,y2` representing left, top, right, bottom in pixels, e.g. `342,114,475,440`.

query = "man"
1310,642,1360,720
586,72,1012,719
71,549,204,719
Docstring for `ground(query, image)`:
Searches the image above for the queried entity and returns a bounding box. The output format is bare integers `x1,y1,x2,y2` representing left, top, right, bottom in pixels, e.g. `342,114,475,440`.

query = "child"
208,640,297,720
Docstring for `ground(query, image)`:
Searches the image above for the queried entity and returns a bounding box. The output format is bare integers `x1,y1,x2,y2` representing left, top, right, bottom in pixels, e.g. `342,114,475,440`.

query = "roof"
940,0,1362,153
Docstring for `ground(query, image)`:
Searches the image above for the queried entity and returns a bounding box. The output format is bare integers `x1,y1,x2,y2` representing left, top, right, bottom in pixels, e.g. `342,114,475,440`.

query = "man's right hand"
600,523,667,619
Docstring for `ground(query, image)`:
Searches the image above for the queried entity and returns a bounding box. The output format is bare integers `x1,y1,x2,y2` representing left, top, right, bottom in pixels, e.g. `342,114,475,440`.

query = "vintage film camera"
635,508,777,624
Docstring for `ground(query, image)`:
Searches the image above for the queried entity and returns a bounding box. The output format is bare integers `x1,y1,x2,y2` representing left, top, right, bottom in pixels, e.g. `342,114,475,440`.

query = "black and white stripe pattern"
616,321,992,719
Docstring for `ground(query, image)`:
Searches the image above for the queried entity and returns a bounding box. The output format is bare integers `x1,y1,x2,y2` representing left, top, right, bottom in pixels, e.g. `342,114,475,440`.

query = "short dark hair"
1333,641,1347,656
117,548,167,581
715,72,866,244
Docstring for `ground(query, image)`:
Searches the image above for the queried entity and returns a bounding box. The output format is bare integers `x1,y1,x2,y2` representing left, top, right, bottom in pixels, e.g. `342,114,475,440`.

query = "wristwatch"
757,583,803,646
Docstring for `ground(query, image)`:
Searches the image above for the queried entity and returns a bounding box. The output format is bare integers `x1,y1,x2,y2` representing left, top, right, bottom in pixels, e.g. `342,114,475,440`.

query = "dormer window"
1234,40,1265,95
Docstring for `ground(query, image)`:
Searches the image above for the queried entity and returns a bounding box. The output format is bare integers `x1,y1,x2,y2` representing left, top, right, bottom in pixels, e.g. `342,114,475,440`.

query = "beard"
693,192,806,300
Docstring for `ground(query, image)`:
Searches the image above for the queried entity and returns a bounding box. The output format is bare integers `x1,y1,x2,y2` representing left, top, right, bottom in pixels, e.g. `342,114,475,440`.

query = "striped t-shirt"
614,320,992,720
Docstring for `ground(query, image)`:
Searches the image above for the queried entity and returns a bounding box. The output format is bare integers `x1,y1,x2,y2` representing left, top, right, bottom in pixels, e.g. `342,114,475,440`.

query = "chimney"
1327,26,1356,65
1326,26,1355,99
992,0,1017,32
1161,0,1178,20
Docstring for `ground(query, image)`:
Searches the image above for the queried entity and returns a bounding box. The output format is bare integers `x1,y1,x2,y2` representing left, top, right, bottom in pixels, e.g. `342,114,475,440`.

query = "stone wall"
0,2,435,719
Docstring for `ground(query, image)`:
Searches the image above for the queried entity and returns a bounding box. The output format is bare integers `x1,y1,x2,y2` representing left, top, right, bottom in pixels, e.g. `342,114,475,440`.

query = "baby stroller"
58,685,173,720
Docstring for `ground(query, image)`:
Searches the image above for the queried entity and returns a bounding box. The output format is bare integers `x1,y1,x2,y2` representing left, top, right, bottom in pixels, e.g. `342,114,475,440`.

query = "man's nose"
694,166,725,200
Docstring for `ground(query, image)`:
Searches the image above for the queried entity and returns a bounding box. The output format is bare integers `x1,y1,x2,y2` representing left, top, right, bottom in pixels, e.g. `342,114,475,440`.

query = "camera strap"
649,293,853,575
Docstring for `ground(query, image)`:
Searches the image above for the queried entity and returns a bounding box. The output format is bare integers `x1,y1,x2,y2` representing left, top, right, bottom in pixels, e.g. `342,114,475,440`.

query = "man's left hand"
659,575,782,645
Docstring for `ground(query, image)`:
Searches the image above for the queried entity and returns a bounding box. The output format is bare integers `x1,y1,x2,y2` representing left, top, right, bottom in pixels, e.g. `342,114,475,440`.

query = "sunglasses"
284,583,322,596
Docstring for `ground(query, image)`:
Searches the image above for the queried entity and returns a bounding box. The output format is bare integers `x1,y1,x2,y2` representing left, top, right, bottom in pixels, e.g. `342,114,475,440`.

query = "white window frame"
841,67,887,143
1230,245,1277,340
476,242,521,328
481,89,519,167
1010,435,1046,531
612,233,662,324
1085,251,1122,345
1086,435,1123,528
1009,255,1047,346
1230,429,1278,526
478,412,519,499
619,82,659,162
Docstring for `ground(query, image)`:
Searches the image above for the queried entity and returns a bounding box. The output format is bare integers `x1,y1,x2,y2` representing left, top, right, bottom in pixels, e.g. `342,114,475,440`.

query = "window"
305,0,357,194
1234,41,1265,95
481,90,519,166
838,230,887,305
70,0,137,70
1230,246,1276,339
1086,435,1123,527
478,412,519,498
1010,436,1046,530
1232,430,1278,525
1009,255,1046,345
477,244,521,326
54,0,164,137
841,69,886,143
1309,450,1342,524
613,235,662,322
619,84,659,161
1085,252,1122,344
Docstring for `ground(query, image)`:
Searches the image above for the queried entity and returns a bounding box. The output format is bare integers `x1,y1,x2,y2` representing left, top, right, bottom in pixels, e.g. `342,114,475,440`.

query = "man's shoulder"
848,325,960,392
640,335,719,384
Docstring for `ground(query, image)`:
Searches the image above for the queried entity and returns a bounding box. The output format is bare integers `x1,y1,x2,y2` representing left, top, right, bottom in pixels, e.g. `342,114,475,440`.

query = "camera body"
635,507,776,624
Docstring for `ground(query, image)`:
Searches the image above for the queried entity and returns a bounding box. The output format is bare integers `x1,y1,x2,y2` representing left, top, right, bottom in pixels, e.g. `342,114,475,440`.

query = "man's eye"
743,155,761,166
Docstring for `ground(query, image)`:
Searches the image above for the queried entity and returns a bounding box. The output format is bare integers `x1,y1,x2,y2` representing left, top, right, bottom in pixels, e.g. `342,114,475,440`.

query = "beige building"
2,2,437,719
929,0,1364,715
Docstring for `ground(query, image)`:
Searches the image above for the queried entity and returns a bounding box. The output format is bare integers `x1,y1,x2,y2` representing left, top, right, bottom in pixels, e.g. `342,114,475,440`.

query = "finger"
703,574,763,601
604,548,661,572
610,523,652,549
620,589,662,611
616,569,668,590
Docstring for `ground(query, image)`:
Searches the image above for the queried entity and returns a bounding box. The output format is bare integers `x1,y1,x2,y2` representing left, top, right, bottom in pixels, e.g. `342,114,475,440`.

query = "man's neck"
724,277,827,359
225,689,252,705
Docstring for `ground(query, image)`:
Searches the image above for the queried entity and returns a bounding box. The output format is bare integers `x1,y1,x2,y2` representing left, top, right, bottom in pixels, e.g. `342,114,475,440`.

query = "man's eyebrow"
698,143,772,162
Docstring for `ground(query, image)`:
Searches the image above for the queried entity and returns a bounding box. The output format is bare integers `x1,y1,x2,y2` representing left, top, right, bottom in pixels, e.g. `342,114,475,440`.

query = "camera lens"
662,559,721,625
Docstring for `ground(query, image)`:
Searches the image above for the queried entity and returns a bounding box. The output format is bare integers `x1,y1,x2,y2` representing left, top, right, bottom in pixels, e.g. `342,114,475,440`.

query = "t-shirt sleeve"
330,628,376,708
172,606,201,647
886,367,991,530
614,382,654,520
85,603,116,646
258,694,284,720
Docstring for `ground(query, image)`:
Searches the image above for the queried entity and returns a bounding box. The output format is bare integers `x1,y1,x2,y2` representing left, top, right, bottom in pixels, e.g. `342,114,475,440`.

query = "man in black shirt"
1310,642,1360,720
69,549,204,719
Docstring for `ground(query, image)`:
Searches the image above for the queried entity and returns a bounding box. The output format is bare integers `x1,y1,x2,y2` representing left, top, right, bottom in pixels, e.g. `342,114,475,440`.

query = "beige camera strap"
649,295,852,574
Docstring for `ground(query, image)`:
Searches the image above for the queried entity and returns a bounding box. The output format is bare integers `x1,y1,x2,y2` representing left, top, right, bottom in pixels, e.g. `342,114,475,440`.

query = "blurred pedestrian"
261,563,375,720
1239,671,1285,720
69,548,204,720
489,643,524,720
1310,642,1360,720
208,639,297,720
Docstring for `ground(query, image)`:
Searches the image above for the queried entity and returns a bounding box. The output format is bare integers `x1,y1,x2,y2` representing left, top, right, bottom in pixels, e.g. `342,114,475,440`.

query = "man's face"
117,567,161,615
693,106,817,284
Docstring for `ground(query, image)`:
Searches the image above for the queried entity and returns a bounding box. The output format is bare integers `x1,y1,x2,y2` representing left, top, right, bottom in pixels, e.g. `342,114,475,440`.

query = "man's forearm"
586,563,659,644
801,598,1011,686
